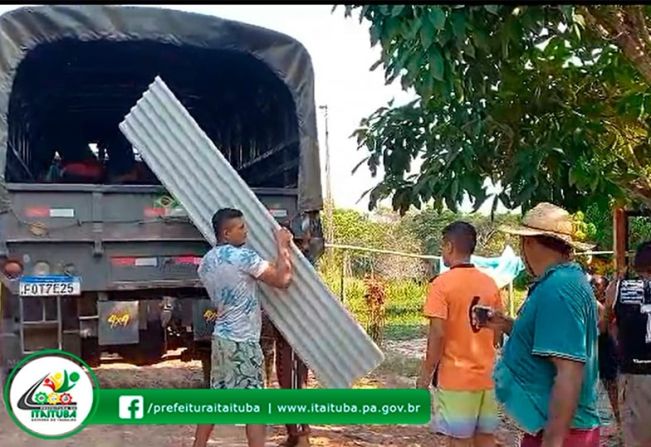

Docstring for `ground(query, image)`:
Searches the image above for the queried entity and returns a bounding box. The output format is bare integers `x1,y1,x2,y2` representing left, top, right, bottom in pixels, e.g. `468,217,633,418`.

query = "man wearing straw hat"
479,202,600,447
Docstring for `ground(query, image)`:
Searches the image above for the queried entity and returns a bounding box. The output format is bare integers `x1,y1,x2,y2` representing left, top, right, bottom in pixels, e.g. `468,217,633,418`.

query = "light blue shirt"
198,244,269,342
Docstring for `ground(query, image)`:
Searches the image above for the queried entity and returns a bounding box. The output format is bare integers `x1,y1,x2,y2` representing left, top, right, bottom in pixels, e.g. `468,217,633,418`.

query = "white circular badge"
6,353,96,438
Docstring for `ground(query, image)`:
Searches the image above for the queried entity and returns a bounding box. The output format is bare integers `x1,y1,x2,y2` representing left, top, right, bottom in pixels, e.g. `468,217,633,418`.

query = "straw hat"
500,202,595,251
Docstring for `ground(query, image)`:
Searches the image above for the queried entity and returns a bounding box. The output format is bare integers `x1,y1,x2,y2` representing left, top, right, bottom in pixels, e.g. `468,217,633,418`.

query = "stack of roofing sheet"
119,77,385,388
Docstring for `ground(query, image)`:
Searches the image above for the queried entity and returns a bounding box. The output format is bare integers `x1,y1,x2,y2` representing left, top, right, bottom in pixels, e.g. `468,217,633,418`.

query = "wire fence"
322,243,617,328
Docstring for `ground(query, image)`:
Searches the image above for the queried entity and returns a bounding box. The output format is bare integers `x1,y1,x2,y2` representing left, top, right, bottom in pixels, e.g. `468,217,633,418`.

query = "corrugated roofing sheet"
119,77,384,388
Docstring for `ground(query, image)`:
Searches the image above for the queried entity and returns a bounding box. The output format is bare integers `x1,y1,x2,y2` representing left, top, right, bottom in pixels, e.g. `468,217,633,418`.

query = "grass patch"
319,270,527,342
374,352,422,378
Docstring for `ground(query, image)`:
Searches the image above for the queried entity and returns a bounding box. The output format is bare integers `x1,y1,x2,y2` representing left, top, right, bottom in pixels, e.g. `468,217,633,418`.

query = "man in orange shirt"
417,221,503,447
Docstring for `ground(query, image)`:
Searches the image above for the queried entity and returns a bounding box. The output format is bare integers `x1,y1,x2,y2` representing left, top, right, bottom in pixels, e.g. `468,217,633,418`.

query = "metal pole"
319,105,334,244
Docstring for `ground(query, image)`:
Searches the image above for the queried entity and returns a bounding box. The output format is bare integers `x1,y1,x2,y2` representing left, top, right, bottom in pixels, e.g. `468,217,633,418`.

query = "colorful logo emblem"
19,369,80,414
4,350,98,439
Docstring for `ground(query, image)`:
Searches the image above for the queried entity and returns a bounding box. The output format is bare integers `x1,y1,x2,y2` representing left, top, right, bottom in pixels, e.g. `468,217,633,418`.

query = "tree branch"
581,6,651,85
627,5,651,50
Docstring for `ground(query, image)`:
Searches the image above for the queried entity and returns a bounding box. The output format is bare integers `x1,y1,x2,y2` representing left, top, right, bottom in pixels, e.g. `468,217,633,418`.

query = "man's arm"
492,290,506,347
257,228,293,289
542,357,585,447
417,278,448,388
417,318,445,388
484,309,514,335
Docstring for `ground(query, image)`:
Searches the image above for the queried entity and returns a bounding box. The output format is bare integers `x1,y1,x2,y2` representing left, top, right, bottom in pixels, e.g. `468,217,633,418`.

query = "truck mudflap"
120,77,385,388
192,299,217,341
98,301,140,345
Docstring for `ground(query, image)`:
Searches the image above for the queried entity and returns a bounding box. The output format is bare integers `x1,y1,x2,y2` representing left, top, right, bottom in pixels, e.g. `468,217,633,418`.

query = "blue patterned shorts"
210,335,264,389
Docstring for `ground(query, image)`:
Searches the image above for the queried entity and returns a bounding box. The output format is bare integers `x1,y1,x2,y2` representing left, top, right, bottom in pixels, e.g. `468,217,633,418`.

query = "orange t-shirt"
424,265,503,391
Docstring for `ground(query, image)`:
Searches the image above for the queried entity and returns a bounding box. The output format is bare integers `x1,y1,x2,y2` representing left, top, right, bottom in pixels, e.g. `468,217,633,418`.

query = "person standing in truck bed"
193,208,294,447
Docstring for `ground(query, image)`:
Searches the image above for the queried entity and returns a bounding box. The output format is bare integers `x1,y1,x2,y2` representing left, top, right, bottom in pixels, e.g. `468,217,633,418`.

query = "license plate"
19,275,81,297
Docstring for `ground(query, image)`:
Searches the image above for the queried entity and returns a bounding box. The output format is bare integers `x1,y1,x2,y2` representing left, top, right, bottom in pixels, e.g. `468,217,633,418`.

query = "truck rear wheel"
81,337,101,368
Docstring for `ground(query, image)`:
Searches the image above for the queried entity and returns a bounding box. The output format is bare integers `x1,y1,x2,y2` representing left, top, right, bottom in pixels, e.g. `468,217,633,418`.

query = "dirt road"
0,343,617,446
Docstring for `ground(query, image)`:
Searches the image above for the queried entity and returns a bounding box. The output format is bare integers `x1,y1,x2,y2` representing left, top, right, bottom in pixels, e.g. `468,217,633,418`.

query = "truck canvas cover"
0,4,322,211
120,77,384,388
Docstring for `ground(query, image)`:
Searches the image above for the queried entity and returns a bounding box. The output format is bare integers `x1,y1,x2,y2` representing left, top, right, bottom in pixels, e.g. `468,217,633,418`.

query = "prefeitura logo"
4,350,98,439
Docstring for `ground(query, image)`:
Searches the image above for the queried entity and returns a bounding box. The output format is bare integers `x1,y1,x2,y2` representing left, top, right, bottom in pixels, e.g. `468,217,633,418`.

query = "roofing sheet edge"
119,77,385,388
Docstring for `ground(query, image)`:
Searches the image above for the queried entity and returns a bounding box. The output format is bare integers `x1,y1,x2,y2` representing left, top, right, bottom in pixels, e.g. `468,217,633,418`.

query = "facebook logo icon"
119,395,144,420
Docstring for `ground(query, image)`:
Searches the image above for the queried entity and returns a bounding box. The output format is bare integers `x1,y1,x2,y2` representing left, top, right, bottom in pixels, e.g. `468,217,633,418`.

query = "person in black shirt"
604,242,651,447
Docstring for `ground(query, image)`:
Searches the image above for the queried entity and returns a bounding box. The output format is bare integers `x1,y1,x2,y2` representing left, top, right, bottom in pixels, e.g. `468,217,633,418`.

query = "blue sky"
0,4,510,214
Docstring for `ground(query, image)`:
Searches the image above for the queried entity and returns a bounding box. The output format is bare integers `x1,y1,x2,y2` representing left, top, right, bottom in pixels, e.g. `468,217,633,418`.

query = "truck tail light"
32,261,51,276
3,260,23,278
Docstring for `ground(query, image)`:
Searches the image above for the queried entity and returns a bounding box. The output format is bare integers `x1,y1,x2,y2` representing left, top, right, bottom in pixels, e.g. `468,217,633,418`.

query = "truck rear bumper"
0,274,203,295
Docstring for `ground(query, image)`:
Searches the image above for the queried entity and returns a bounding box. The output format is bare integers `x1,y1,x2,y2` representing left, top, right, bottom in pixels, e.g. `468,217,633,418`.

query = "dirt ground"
0,340,619,447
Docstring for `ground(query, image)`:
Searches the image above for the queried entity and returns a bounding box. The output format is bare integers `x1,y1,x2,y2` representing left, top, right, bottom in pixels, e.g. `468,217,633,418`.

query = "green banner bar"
89,389,430,425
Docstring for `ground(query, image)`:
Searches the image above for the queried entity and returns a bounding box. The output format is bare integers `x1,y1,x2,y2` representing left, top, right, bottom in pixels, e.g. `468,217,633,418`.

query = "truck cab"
0,5,324,381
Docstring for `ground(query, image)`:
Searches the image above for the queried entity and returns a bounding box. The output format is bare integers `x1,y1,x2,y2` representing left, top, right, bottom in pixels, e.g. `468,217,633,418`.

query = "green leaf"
370,58,383,71
384,17,401,40
430,45,445,81
359,6,370,23
370,23,381,47
391,5,405,17
484,5,499,15
451,11,467,40
427,7,446,31
464,42,476,59
572,12,586,28
408,18,422,39
451,177,460,200
420,27,434,50
559,5,574,21
352,156,370,175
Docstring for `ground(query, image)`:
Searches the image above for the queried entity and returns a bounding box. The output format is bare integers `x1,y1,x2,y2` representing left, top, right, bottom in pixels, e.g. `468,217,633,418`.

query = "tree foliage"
341,5,651,214
402,208,521,257
322,208,428,279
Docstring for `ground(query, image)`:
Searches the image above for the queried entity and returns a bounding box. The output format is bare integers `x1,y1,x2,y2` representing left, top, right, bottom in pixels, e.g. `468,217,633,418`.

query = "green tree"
585,201,651,250
341,5,651,214
322,208,427,279
402,208,521,256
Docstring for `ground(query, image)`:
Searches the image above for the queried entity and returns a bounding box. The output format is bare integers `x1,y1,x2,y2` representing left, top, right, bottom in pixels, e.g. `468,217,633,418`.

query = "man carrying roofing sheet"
193,208,294,447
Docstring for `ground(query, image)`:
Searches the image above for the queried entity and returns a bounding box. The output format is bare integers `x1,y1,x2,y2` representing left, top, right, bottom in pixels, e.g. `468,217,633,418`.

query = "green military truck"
0,5,324,382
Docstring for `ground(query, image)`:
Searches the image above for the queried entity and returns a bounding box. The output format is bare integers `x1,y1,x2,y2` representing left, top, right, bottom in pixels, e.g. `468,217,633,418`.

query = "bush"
320,269,427,341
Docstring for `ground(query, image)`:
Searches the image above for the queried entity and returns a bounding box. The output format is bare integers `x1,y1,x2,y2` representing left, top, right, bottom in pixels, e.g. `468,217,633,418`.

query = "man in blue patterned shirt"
193,208,293,447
